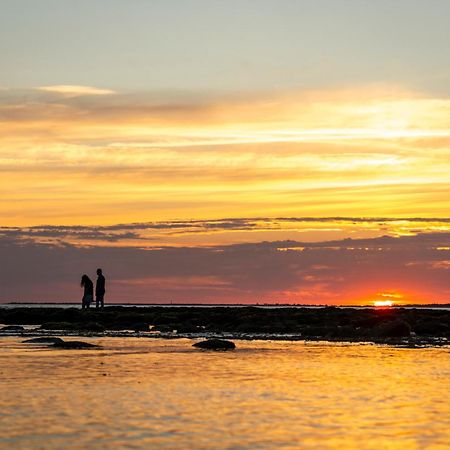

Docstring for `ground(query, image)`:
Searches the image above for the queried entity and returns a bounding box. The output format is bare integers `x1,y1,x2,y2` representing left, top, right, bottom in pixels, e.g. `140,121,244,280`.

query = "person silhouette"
81,274,93,309
95,268,106,309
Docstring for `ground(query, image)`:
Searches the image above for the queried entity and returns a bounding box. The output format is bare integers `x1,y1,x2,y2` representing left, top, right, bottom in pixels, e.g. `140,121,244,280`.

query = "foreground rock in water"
22,337,64,344
193,339,236,350
52,340,100,349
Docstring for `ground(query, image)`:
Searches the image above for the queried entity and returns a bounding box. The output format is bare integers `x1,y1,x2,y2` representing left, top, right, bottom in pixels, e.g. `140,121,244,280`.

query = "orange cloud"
0,86,449,226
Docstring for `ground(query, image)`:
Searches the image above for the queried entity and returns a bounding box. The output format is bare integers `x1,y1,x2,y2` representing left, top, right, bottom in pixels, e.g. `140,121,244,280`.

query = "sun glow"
374,300,394,307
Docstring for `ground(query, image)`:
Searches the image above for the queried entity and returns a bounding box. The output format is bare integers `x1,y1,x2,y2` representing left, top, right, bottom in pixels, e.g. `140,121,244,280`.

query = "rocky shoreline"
1,306,449,347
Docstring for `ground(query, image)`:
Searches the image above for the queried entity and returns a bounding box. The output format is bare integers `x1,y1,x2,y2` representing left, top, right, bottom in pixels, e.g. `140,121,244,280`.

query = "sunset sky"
1,0,449,304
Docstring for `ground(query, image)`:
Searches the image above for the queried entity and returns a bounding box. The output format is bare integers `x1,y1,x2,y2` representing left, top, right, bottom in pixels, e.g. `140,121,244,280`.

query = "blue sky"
1,0,450,93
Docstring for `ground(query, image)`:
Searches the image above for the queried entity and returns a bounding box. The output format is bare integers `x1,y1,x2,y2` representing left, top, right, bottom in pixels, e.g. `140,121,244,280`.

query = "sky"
0,0,449,304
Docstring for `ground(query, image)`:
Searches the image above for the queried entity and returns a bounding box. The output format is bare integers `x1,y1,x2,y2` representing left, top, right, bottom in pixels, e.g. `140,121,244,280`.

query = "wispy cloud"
1,217,449,247
36,85,116,97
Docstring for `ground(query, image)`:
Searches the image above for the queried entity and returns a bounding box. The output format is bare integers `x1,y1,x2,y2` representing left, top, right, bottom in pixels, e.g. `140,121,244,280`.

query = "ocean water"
0,337,449,449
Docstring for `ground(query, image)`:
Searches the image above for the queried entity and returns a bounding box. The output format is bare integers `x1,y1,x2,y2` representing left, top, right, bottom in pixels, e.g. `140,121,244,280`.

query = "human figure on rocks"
95,268,106,309
81,274,94,309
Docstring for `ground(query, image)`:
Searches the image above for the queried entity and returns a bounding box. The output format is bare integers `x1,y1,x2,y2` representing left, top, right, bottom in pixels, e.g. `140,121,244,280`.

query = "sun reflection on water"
0,337,449,449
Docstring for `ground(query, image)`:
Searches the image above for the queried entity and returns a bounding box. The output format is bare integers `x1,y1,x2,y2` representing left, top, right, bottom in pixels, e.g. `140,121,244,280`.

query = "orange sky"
1,0,450,305
0,85,449,304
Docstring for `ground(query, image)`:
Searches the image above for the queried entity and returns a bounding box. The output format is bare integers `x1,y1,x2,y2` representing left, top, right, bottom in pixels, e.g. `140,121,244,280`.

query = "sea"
0,336,449,449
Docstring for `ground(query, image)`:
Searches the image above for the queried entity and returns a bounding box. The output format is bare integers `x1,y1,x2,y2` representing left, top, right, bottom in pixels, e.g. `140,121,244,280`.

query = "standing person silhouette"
95,268,106,309
81,274,93,309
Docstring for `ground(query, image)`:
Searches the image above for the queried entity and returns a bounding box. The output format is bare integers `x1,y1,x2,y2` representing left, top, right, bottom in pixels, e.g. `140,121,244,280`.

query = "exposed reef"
1,306,449,346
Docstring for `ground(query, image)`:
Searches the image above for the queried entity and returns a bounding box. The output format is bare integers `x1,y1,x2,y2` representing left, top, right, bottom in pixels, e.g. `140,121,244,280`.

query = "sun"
373,300,393,307
371,291,404,307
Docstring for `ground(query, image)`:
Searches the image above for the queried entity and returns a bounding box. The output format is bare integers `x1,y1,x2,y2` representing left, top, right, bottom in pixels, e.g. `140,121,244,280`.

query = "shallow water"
0,338,449,449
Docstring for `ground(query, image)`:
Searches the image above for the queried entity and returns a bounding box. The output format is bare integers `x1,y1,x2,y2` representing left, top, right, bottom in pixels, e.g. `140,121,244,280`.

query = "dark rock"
108,322,132,330
327,325,359,338
302,326,330,338
40,321,105,332
193,339,236,350
413,320,449,336
40,322,74,330
131,322,150,332
22,337,64,344
176,322,199,333
372,319,411,338
52,340,100,349
152,324,176,333
0,325,25,332
80,322,105,332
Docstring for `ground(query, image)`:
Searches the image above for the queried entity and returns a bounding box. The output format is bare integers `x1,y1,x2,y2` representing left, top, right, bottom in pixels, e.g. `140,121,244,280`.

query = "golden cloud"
0,86,449,226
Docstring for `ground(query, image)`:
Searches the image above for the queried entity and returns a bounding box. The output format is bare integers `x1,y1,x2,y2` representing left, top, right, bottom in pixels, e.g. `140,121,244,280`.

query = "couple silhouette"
80,269,106,309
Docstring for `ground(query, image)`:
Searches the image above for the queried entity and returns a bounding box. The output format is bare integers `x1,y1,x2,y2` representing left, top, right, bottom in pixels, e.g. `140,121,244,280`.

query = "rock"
0,325,24,332
22,337,64,344
80,322,105,332
176,322,199,333
152,324,175,333
40,322,73,330
131,322,150,332
413,320,449,336
372,320,411,338
193,339,236,350
40,321,105,332
52,341,100,349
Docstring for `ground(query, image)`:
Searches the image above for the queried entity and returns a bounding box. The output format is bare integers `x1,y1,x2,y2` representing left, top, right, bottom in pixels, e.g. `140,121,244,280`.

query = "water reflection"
0,337,449,449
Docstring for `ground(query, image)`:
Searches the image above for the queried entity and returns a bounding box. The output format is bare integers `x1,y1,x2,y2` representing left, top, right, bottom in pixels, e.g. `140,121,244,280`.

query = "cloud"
1,217,449,248
36,85,116,97
1,85,449,225
0,232,448,304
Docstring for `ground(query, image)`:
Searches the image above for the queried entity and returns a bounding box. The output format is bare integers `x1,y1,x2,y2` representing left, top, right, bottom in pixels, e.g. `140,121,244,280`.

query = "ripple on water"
0,337,449,449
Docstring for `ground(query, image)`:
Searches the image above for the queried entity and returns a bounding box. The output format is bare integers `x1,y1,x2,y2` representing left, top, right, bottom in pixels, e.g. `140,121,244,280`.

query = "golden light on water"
1,337,450,448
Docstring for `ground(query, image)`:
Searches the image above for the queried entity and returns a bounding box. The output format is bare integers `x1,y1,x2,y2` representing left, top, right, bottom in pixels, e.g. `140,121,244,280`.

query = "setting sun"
374,300,394,307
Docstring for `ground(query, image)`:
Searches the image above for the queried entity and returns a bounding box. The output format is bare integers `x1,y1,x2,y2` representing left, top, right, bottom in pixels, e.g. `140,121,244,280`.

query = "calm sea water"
0,337,449,449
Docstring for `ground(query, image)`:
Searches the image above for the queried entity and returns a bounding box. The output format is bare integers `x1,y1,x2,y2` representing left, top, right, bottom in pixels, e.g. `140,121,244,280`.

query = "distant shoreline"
3,302,450,308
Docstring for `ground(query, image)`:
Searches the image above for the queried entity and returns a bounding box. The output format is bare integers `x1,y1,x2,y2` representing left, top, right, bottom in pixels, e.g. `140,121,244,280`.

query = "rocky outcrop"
193,339,236,350
1,305,449,344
